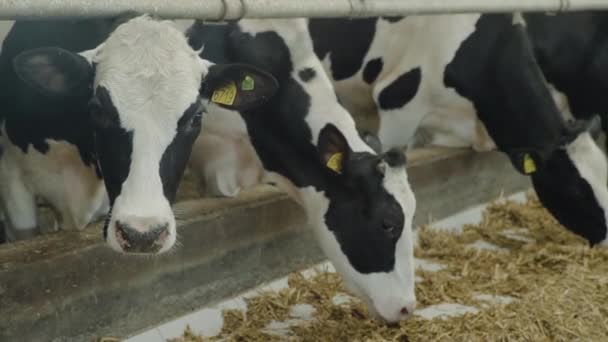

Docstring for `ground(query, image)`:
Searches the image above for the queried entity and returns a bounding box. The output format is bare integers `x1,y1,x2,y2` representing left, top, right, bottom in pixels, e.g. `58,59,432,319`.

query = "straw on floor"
171,195,608,341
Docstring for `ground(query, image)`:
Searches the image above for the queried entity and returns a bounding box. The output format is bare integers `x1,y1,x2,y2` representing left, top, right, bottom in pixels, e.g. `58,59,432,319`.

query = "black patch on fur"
363,58,383,84
309,18,378,81
0,19,119,169
189,22,408,274
445,14,608,242
524,12,608,122
444,14,565,166
298,68,316,82
532,150,607,244
159,101,202,204
378,67,421,110
92,86,132,205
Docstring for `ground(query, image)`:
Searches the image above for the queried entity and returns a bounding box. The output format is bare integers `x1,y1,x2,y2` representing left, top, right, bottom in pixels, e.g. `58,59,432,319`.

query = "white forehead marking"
93,15,208,132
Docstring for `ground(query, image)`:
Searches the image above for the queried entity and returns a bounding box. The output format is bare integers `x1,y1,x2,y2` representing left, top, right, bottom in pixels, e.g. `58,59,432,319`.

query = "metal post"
0,0,606,21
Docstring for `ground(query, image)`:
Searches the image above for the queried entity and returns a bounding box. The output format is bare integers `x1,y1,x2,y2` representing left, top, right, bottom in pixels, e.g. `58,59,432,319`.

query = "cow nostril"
400,307,409,315
150,223,169,245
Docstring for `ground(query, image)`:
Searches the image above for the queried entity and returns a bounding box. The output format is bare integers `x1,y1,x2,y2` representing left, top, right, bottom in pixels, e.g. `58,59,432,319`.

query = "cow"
307,14,608,246
523,12,608,145
186,19,417,323
2,15,278,251
0,18,117,241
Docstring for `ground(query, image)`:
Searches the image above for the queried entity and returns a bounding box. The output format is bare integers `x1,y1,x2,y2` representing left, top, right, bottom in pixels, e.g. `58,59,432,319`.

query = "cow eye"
382,220,395,235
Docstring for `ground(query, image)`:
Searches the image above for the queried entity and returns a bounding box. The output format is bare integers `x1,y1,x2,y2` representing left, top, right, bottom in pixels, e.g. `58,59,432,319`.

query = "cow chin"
312,219,416,323
334,260,417,324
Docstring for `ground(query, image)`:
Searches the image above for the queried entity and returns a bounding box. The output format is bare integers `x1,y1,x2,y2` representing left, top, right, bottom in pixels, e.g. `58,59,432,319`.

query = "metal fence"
0,0,607,20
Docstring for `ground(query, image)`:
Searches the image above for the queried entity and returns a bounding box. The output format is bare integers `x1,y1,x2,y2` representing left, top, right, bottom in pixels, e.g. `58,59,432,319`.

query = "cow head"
311,125,417,323
13,16,277,254
526,117,608,246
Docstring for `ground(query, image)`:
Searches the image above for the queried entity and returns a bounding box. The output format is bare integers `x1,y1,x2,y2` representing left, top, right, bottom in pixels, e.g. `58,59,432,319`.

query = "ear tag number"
326,152,344,174
242,75,255,91
523,153,537,174
211,81,237,106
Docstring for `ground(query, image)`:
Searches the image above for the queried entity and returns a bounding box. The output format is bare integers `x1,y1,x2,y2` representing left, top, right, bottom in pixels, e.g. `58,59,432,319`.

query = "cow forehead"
93,16,207,130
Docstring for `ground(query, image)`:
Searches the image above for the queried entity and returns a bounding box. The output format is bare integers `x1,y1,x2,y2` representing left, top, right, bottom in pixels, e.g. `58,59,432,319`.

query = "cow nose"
115,220,169,253
399,301,416,319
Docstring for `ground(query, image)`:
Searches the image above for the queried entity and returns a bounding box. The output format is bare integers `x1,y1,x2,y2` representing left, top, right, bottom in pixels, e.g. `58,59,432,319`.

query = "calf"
5,15,277,252
308,14,608,246
188,19,417,323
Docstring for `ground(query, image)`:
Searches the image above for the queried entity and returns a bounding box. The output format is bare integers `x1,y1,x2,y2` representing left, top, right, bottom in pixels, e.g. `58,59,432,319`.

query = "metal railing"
0,0,606,20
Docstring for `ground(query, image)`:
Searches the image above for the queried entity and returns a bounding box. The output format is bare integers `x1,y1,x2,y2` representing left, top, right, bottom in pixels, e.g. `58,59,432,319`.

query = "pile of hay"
172,195,608,341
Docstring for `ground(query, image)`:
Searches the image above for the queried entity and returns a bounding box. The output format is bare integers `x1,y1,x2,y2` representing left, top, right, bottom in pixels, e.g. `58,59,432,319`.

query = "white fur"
317,14,485,151
312,165,417,323
90,16,210,253
238,19,372,154
336,14,572,153
565,132,608,244
0,129,108,241
231,19,417,322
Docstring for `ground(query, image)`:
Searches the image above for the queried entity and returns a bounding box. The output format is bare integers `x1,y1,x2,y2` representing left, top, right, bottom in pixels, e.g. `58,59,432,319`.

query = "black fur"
378,67,421,110
191,21,409,273
309,18,378,81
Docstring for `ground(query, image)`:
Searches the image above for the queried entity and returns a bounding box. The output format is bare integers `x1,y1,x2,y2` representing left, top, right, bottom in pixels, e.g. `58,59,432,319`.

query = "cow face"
309,125,416,323
13,16,278,254
531,125,608,246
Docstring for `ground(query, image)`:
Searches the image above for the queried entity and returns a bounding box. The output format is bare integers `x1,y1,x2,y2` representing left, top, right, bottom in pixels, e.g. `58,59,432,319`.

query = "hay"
171,195,608,341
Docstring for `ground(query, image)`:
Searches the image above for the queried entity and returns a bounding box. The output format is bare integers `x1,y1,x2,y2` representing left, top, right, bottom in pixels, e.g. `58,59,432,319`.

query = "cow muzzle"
112,217,172,254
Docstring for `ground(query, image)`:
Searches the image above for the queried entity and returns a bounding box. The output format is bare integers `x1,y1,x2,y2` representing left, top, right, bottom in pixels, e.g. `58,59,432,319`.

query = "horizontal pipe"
0,0,606,21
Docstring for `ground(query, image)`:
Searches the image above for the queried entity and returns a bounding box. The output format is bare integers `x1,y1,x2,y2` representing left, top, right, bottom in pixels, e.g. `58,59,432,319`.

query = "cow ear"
318,124,351,175
13,47,93,98
201,63,278,111
359,130,383,154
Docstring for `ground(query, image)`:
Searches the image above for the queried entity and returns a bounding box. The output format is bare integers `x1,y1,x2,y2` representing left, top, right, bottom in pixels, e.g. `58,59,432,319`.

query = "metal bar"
0,0,606,21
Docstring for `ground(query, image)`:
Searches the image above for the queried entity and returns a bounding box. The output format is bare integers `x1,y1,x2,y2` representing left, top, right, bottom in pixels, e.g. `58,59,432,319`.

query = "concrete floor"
125,191,528,342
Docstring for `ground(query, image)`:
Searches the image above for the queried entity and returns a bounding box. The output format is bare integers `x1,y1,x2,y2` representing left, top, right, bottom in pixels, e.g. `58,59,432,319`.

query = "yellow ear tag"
211,81,238,106
523,153,537,174
326,152,344,174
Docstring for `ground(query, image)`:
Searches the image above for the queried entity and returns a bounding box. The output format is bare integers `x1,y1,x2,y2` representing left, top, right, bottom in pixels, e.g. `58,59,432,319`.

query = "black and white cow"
187,19,417,323
2,15,277,251
308,14,608,246
0,19,117,241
